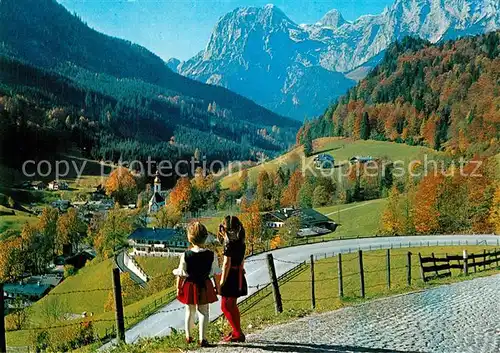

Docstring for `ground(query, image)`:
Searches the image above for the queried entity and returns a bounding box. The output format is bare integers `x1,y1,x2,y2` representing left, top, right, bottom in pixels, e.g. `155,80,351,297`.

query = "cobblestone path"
199,274,500,353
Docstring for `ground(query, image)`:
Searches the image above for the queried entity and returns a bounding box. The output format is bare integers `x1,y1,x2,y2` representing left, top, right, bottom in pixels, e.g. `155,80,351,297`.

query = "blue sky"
58,0,393,61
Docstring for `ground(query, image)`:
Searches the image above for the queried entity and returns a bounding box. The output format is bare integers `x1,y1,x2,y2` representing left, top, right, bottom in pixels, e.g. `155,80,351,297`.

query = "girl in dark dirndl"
218,215,248,342
173,222,221,347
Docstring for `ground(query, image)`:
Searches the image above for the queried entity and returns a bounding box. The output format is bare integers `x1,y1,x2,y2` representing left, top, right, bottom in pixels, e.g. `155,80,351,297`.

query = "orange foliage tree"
281,170,304,207
105,167,138,205
414,173,443,234
489,183,500,234
0,236,24,282
169,177,192,213
239,200,263,255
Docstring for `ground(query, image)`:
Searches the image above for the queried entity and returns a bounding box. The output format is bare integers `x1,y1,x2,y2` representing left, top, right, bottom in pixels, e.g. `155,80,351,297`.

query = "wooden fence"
418,249,500,282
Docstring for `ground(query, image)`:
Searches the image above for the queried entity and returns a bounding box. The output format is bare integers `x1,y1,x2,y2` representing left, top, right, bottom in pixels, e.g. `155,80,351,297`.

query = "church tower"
153,171,161,194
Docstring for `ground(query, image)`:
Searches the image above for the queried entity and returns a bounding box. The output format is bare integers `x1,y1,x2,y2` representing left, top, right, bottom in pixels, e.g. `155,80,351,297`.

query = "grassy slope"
135,256,178,278
316,198,388,239
6,257,178,347
220,137,441,188
0,207,37,233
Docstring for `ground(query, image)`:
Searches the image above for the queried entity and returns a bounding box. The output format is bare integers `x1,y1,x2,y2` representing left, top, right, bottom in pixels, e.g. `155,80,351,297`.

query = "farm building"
349,156,375,164
313,154,335,168
263,208,337,237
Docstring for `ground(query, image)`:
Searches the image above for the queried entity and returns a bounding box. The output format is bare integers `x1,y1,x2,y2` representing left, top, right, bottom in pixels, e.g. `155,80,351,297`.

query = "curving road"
102,234,500,349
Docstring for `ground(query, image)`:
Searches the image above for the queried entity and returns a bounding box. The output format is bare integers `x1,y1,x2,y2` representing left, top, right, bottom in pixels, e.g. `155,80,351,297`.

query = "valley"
0,0,499,352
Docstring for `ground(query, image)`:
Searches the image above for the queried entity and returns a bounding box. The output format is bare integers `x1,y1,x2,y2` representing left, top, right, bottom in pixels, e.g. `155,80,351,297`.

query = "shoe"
186,337,194,344
222,332,232,342
229,334,245,343
199,339,215,348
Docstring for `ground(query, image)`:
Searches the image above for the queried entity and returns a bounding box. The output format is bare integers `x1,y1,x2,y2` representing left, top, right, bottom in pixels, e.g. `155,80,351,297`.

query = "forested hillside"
0,57,293,167
299,32,500,157
0,0,300,170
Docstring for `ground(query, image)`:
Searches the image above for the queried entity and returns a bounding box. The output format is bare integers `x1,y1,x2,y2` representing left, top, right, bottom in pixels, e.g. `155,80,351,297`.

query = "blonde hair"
187,222,208,246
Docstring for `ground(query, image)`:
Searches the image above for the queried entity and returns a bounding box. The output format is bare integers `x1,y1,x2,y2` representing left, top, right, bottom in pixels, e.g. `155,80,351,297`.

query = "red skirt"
177,279,218,305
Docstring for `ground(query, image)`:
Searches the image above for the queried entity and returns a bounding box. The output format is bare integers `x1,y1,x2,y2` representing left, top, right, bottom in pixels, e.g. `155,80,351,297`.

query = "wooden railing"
418,249,500,282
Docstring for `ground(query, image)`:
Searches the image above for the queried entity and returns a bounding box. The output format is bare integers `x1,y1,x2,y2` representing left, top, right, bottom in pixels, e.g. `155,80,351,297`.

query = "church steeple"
153,170,161,194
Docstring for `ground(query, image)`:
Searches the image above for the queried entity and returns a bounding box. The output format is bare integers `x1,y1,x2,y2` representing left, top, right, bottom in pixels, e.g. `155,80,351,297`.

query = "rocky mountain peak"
318,9,347,28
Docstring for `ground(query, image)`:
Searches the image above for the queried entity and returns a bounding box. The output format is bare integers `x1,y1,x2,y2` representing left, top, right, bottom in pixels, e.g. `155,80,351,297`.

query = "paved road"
196,274,500,353
102,234,500,349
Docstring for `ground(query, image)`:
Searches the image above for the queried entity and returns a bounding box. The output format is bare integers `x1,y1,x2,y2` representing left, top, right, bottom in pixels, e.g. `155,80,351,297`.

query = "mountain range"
171,0,500,119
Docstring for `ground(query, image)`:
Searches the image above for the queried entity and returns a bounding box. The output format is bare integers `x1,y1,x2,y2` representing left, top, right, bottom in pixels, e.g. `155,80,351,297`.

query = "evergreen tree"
360,112,370,140
303,128,313,157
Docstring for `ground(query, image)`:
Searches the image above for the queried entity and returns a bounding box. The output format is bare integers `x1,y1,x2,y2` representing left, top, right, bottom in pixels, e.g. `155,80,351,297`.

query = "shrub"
64,264,77,278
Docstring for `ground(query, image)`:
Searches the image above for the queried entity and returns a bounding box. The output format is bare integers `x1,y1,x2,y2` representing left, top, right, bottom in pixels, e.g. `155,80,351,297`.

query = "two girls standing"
173,216,247,347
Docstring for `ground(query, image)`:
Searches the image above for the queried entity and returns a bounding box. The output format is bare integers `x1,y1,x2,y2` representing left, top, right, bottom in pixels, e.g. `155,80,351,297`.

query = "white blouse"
172,247,221,277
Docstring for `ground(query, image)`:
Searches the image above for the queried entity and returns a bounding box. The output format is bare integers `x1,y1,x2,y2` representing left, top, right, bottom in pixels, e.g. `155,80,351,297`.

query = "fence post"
338,253,343,298
358,250,365,298
266,254,283,314
418,253,426,282
463,250,468,276
407,252,412,286
496,248,499,268
386,249,391,289
431,253,438,276
310,255,316,309
112,268,126,344
0,283,5,353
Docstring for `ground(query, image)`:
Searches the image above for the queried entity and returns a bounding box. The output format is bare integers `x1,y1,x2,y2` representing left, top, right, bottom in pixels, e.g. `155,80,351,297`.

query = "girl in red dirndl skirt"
218,215,248,343
173,222,221,347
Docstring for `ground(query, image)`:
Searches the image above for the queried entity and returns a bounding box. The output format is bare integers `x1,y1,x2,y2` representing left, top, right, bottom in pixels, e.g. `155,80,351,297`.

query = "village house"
263,208,337,237
48,180,69,191
128,227,190,256
349,156,375,164
313,154,335,168
33,181,46,190
3,274,62,303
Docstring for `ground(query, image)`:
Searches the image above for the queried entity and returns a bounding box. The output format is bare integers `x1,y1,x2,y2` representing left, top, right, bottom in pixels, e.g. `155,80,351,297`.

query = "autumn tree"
281,170,304,207
414,173,443,234
105,167,138,205
5,298,29,330
298,179,315,208
312,185,330,207
276,215,301,246
38,207,59,257
20,222,48,274
93,207,134,258
0,236,24,282
154,204,182,228
239,169,249,193
256,170,274,211
489,183,500,234
169,177,192,213
56,208,86,255
239,200,263,255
